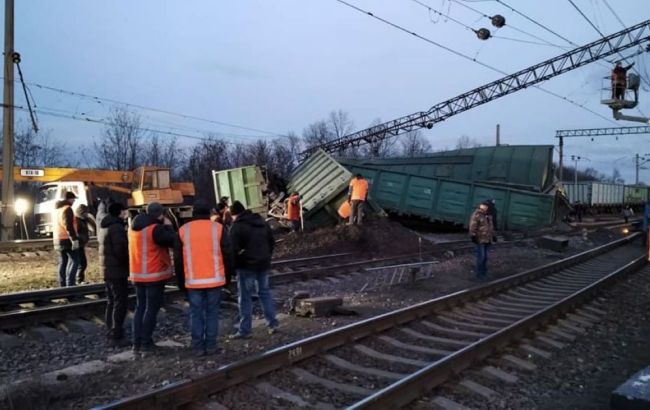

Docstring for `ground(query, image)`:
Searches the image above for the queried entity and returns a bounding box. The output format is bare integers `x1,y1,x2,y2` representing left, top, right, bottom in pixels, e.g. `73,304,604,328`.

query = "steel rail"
94,233,640,409
350,253,646,408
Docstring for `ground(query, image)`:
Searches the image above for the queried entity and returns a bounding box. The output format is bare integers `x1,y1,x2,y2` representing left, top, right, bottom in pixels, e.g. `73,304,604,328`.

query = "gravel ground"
0,228,628,409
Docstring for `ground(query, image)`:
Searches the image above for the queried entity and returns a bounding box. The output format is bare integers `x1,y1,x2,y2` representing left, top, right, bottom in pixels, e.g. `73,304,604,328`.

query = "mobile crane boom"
304,19,650,156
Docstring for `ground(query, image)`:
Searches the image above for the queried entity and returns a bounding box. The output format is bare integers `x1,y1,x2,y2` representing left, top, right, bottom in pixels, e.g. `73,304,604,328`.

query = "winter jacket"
99,215,129,280
53,200,78,250
75,207,97,247
129,213,177,285
229,210,275,272
469,208,494,244
173,216,235,291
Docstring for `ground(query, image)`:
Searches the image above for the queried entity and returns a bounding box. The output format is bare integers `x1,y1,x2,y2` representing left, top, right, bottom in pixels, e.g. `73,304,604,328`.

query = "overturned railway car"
339,160,555,230
343,145,554,193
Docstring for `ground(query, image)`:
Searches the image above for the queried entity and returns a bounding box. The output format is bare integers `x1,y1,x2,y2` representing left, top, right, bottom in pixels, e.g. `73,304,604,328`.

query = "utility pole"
558,136,564,181
571,155,581,185
636,153,639,185
496,124,500,146
1,0,15,241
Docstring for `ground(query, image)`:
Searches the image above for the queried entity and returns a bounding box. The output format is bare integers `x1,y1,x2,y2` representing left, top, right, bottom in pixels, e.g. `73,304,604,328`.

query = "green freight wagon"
624,185,650,205
287,150,382,228
339,161,555,230
212,166,267,215
341,145,554,193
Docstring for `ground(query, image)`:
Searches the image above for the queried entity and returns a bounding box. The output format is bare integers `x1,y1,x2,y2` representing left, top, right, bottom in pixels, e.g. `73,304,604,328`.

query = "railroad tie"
545,325,577,341
430,396,471,410
353,344,429,367
255,382,312,408
500,354,537,371
519,343,552,359
323,354,407,380
377,335,452,356
458,379,497,400
480,366,518,384
290,367,374,396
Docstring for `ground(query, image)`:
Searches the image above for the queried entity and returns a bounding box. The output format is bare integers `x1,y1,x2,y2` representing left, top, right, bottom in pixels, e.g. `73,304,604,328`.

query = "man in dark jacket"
174,201,235,356
74,204,96,284
128,202,177,352
228,201,278,338
99,202,130,345
53,192,80,287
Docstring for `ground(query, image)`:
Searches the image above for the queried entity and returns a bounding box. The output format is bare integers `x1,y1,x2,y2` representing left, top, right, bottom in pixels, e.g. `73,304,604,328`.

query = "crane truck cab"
28,166,194,237
34,181,88,237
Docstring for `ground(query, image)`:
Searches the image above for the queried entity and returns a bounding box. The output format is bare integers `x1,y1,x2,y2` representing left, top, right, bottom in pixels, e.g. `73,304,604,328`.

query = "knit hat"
230,201,246,216
193,200,211,217
64,191,77,200
146,202,164,218
108,203,125,217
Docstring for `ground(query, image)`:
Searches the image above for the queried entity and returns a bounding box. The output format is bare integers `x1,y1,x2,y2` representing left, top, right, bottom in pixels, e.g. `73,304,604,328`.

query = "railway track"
95,233,646,409
0,239,486,331
0,217,639,256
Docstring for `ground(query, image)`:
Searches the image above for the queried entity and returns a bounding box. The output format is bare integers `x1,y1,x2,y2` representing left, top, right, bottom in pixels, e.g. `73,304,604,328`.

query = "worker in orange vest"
285,191,301,232
53,191,80,287
128,202,177,353
348,173,369,225
174,201,234,356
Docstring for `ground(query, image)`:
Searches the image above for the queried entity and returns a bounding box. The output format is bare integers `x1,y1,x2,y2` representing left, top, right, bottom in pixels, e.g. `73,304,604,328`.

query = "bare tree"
180,137,232,204
13,124,66,167
328,110,354,140
399,130,431,157
359,119,397,158
94,108,144,170
144,135,184,177
455,135,482,149
302,120,333,150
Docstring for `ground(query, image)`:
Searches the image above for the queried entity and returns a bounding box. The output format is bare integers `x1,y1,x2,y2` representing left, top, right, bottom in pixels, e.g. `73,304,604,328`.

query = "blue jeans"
58,249,79,287
476,244,489,279
237,269,278,335
188,288,222,353
132,283,165,347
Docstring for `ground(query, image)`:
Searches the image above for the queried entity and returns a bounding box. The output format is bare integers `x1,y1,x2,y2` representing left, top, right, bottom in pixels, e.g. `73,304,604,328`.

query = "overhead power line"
308,5,650,155
567,0,606,38
601,0,626,28
493,0,578,47
332,0,617,124
14,80,285,138
448,0,568,49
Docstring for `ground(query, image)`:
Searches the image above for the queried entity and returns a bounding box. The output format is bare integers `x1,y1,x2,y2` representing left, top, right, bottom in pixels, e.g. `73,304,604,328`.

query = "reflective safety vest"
55,205,77,240
128,225,173,283
349,178,369,201
179,220,226,289
286,195,300,221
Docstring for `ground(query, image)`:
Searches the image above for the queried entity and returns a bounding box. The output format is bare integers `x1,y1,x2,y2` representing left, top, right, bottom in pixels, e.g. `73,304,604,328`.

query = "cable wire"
494,0,579,46
334,0,618,125
449,0,569,50
567,0,605,37
20,81,285,137
14,58,39,133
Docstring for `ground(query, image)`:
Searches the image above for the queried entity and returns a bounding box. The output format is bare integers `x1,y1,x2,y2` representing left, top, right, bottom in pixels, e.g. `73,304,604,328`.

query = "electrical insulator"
491,15,505,28
476,28,491,40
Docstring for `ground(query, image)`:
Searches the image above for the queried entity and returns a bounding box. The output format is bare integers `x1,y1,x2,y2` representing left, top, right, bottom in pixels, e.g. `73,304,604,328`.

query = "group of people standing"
54,194,278,356
53,192,95,287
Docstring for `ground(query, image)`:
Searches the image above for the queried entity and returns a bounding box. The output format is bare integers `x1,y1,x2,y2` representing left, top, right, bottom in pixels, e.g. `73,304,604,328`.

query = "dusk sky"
9,1,650,183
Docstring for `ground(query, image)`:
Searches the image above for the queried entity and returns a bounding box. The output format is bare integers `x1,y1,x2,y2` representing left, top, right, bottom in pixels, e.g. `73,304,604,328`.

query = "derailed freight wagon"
339,160,555,230
287,150,383,228
212,165,268,215
342,145,554,193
